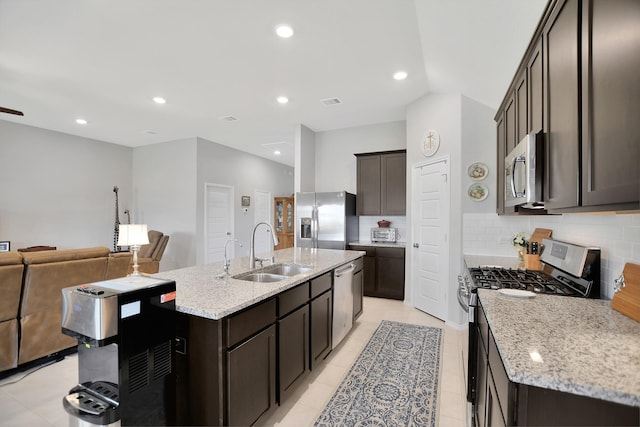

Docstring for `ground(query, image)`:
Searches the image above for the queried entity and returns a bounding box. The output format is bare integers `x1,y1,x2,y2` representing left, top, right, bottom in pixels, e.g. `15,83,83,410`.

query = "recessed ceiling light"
274,150,281,156
393,71,408,81
277,96,289,104
153,96,166,104
275,25,294,38
75,118,87,125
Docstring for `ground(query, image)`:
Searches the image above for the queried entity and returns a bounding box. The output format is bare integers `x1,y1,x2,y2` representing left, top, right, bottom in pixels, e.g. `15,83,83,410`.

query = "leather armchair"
134,230,169,274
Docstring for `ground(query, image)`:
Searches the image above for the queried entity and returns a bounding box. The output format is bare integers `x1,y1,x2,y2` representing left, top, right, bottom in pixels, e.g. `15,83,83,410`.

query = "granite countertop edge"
478,288,640,408
152,247,365,321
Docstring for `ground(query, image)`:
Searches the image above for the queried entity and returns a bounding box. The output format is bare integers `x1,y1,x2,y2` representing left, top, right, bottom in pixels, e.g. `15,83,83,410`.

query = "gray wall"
295,124,316,192
133,138,198,270
315,121,406,194
461,97,497,213
195,137,294,263
0,120,294,271
0,120,132,250
406,93,465,326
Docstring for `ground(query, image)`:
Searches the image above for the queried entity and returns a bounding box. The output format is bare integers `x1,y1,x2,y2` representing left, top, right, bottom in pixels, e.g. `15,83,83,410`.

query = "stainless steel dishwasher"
332,261,356,349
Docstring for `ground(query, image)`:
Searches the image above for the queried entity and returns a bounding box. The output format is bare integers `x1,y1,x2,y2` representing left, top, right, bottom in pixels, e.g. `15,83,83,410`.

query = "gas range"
464,239,601,417
459,238,602,312
467,267,580,296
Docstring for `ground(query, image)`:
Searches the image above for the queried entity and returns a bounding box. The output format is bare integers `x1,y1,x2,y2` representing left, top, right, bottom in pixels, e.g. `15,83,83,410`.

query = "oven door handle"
457,275,470,313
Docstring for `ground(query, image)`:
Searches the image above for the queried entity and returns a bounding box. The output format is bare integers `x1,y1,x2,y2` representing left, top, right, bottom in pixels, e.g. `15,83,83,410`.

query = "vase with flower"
512,231,528,262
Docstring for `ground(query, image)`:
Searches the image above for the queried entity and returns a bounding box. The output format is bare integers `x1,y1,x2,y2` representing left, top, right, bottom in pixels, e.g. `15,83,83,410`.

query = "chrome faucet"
249,221,279,269
222,238,242,276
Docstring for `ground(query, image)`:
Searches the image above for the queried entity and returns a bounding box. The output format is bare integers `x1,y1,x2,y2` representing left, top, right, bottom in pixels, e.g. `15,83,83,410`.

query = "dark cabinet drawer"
310,272,332,299
278,282,310,317
376,247,404,258
226,298,276,348
350,246,376,257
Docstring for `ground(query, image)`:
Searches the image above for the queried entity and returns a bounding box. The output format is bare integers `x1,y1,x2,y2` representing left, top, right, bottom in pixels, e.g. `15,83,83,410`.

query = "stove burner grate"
468,267,578,296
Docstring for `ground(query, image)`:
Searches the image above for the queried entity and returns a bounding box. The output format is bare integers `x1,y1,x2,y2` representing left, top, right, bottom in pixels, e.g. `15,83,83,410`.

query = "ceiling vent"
320,97,342,106
218,115,239,122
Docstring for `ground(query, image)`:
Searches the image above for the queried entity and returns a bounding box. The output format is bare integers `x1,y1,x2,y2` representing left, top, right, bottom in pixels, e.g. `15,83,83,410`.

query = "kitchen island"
155,247,363,319
153,247,365,426
478,288,640,425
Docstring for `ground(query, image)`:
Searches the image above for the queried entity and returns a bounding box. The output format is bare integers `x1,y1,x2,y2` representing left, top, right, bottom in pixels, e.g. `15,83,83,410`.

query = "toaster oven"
371,227,397,243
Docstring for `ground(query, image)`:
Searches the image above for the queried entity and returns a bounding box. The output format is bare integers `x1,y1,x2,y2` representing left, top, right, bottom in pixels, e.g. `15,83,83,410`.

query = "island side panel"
176,312,224,426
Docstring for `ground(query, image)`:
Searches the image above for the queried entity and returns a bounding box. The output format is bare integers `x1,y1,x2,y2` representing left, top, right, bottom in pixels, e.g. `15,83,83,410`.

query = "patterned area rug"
314,320,443,427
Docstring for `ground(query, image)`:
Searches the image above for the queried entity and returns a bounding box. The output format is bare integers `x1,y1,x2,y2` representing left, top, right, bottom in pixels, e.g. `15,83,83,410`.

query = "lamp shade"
117,224,150,246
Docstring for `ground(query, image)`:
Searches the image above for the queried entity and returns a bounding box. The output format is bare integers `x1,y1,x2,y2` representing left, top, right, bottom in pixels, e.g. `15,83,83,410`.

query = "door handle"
413,243,419,248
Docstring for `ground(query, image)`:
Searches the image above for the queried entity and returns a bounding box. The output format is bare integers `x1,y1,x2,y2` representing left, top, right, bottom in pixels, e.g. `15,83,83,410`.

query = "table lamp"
117,224,150,276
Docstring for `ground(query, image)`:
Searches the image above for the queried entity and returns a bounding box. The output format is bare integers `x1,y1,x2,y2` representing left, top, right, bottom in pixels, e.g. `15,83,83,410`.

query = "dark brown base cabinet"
174,263,373,426
349,245,405,300
277,282,311,403
474,303,640,427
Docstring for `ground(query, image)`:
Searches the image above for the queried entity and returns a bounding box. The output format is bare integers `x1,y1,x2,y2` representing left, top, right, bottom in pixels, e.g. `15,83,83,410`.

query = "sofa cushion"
105,252,132,280
0,319,18,371
0,252,23,266
19,312,75,365
0,252,24,322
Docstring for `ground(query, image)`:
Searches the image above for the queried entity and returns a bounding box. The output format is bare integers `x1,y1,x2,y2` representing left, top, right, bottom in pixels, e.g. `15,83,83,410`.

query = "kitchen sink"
232,263,313,283
233,272,288,283
262,263,313,276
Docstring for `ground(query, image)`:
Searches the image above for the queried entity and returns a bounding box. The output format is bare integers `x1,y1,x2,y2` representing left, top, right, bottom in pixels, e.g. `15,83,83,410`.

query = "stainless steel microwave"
371,227,397,243
504,132,544,209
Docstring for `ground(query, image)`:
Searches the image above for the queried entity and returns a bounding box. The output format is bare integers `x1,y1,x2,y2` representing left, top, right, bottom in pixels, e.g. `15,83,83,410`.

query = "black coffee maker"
61,276,176,426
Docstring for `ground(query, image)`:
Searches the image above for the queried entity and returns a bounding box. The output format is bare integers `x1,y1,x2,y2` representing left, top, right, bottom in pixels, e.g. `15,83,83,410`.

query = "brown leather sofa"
0,252,24,372
0,247,132,372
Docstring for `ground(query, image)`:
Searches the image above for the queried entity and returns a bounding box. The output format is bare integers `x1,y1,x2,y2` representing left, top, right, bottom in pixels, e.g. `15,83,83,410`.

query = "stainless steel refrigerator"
295,191,358,249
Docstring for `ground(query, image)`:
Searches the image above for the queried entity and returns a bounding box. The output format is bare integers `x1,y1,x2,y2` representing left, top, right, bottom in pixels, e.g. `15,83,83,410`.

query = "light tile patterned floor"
0,297,467,427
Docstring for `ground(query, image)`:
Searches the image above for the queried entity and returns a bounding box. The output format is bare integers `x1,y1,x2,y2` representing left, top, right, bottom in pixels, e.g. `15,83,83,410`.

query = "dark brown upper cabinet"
494,0,639,214
543,0,581,210
580,0,640,208
528,37,544,135
356,150,406,216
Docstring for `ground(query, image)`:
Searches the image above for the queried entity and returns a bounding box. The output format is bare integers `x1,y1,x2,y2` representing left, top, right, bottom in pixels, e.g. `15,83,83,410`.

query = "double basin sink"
233,263,313,283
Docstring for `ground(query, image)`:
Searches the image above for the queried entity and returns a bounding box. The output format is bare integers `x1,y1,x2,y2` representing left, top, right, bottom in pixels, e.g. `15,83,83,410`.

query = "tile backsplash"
463,212,640,299
358,216,407,242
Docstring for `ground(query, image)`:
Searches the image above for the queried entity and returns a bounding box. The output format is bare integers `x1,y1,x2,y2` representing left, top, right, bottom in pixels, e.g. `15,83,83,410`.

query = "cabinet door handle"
413,243,419,248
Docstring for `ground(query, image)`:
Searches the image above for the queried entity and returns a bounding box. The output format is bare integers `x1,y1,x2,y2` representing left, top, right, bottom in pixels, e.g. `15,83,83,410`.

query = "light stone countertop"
478,288,640,408
152,247,364,320
349,241,406,249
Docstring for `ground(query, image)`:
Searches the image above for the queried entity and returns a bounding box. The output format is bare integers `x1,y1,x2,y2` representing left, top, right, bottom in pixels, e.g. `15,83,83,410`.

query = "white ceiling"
0,0,547,166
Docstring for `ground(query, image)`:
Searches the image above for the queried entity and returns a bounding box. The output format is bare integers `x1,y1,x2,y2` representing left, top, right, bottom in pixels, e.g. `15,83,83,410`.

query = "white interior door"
412,158,449,321
253,190,272,257
204,183,234,264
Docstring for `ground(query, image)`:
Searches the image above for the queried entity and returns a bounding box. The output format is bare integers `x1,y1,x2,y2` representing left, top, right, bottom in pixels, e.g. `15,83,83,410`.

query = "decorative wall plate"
421,130,440,157
468,162,488,181
468,183,488,201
